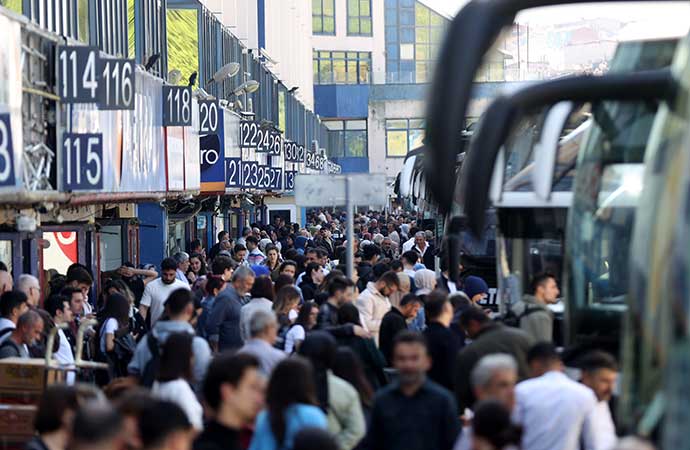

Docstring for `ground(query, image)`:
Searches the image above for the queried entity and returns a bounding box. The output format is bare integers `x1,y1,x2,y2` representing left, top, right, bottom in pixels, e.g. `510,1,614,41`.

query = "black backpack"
502,305,542,328
140,333,161,388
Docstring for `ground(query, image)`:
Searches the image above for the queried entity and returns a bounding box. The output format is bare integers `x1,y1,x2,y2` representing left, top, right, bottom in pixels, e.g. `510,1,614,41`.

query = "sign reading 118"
62,133,103,190
162,86,192,127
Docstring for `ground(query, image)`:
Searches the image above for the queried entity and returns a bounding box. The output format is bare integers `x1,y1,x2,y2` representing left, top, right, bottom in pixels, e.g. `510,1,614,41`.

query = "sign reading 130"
62,133,103,190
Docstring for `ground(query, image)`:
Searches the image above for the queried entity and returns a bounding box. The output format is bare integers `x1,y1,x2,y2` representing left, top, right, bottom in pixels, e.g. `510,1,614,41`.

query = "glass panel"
348,0,358,14
386,119,408,129
430,12,445,26
400,44,414,60
361,18,372,35
1,0,21,13
324,17,335,33
430,27,444,43
415,45,428,61
0,241,12,273
279,91,286,131
313,60,320,83
400,10,414,26
416,62,427,83
348,18,359,34
347,52,359,59
44,232,79,274
78,0,89,43
409,128,425,150
361,0,371,15
323,0,335,14
332,51,346,59
127,0,135,59
313,0,322,14
334,59,347,83
415,2,430,25
346,130,367,157
400,27,415,43
359,59,370,83
347,60,358,83
347,120,367,130
408,119,425,129
324,121,344,130
319,59,333,83
313,17,323,33
387,131,408,157
100,226,123,271
416,28,430,44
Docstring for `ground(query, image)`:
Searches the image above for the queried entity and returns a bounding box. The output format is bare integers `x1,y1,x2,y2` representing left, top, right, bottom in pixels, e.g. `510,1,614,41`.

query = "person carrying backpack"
505,273,559,343
128,288,211,392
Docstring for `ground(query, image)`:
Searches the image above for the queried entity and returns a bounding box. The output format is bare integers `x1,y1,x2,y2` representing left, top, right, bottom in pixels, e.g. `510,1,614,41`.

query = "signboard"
295,174,388,207
183,99,201,190
284,171,297,191
242,161,259,188
225,157,242,188
240,121,282,154
0,114,16,188
98,58,135,110
61,133,104,190
199,100,219,134
305,150,318,170
57,46,99,103
256,166,282,190
284,141,305,163
200,105,226,192
162,86,193,126
165,127,185,190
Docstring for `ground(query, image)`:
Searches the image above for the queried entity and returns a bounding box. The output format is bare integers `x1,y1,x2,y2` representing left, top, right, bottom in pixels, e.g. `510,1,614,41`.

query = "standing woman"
332,347,375,423
274,286,301,329
284,302,319,354
152,332,203,431
249,357,327,450
264,246,282,281
99,293,136,381
299,263,324,302
197,275,225,339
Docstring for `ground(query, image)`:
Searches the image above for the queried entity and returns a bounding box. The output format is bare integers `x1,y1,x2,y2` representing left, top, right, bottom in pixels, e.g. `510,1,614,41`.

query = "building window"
324,120,368,158
347,0,372,36
385,0,448,83
313,0,335,35
386,118,425,157
313,50,371,84
475,61,506,82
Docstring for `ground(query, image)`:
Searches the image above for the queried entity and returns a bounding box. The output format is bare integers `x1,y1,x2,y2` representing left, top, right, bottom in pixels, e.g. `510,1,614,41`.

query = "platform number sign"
284,171,297,191
98,58,135,110
0,114,15,187
226,158,242,188
62,133,103,190
268,132,282,156
58,46,99,103
284,142,305,163
242,161,259,188
163,86,192,126
199,100,219,134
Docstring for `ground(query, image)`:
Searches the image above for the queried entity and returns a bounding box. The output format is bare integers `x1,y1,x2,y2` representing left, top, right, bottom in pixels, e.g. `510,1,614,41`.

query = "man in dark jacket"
356,244,381,293
206,266,255,352
423,291,462,391
454,307,533,411
316,277,367,339
379,294,422,365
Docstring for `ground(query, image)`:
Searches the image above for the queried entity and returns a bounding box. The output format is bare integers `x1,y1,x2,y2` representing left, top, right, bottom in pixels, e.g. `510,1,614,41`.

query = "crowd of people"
0,209,649,450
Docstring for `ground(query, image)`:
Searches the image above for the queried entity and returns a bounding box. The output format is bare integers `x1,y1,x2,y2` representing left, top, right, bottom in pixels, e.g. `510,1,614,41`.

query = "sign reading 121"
62,133,103,190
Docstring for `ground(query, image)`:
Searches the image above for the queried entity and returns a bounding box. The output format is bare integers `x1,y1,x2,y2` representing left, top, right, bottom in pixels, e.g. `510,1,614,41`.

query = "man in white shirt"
580,351,619,450
44,294,76,383
514,343,599,450
401,250,419,280
0,290,29,343
139,257,191,326
173,252,190,283
355,271,399,345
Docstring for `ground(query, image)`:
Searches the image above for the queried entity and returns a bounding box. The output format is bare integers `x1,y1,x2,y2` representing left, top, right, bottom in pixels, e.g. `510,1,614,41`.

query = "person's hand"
118,266,134,278
353,325,371,339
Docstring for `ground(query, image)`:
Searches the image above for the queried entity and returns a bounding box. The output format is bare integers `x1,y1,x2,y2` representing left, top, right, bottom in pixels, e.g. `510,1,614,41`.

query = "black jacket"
336,334,388,389
357,262,375,293
299,279,318,302
316,302,355,338
193,421,242,450
454,322,533,411
424,322,462,392
414,245,436,271
379,307,408,366
361,379,460,450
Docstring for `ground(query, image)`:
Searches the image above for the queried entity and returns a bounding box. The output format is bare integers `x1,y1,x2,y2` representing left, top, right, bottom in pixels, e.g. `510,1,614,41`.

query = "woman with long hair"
284,301,318,354
99,293,135,380
298,332,366,450
264,246,282,279
299,263,324,302
249,357,327,450
273,286,301,327
335,303,388,390
331,347,375,422
152,332,203,431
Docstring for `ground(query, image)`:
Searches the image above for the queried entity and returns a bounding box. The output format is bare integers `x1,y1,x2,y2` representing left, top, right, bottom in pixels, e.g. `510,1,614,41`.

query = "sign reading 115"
62,133,103,190
163,86,192,127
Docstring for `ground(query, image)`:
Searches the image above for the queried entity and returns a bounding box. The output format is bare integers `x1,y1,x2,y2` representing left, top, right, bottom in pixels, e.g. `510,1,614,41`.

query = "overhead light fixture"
207,62,241,86
168,69,183,85
234,79,260,95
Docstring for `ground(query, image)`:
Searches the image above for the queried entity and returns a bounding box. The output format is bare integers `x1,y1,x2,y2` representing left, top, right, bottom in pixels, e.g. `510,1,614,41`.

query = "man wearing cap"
463,276,489,305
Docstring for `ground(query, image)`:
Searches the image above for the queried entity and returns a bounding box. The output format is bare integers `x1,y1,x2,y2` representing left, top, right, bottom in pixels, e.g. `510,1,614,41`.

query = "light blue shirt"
249,404,328,450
